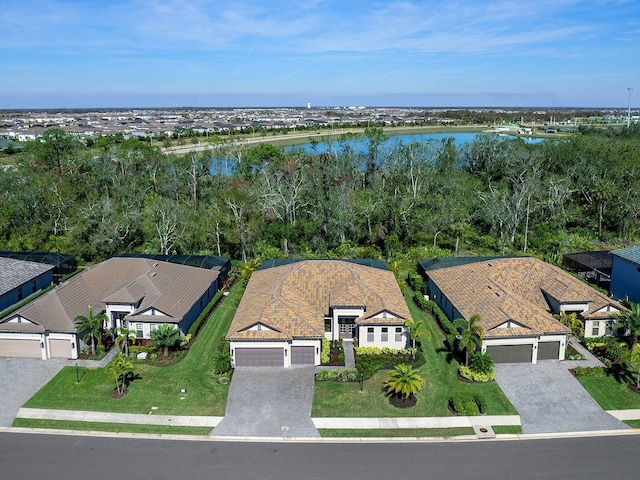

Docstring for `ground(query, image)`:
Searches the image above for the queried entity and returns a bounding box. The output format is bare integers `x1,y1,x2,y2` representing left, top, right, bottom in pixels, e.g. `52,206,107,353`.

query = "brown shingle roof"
0,257,219,333
426,257,617,338
227,260,410,341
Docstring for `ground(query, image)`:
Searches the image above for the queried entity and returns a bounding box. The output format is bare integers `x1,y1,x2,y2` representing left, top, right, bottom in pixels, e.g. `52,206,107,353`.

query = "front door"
338,316,357,339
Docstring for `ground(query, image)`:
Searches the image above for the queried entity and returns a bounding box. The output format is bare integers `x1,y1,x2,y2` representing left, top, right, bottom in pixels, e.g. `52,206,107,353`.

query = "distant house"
226,260,411,367
610,246,640,304
0,257,219,359
422,257,624,363
0,257,54,314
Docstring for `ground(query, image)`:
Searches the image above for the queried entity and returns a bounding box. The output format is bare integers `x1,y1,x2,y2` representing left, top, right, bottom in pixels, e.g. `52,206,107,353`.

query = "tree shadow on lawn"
607,362,635,385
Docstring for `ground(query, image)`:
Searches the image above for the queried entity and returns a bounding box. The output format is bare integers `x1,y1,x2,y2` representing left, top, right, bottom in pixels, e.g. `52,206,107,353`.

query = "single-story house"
423,257,624,363
226,260,411,367
0,257,220,359
0,257,54,314
0,251,77,283
610,246,640,305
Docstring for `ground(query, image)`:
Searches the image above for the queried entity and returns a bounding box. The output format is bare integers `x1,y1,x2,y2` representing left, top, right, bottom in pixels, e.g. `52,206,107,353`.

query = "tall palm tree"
74,305,107,356
150,324,180,358
114,326,137,357
453,314,484,367
383,364,425,401
616,302,640,349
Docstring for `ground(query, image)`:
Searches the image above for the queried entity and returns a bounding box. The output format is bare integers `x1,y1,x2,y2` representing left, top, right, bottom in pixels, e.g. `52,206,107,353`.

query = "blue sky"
1,0,639,109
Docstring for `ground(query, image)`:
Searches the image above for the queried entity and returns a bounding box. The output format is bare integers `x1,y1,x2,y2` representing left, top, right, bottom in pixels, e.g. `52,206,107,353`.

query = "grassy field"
20,285,241,417
12,418,212,436
312,290,517,419
576,376,640,411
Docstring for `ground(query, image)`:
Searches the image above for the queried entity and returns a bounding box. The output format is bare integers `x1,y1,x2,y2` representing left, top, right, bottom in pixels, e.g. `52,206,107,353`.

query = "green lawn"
576,376,640,411
12,418,212,436
20,285,241,417
312,290,517,418
318,427,475,438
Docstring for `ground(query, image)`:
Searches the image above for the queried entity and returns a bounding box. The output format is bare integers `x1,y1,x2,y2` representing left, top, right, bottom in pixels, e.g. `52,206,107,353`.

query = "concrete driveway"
212,367,319,438
0,357,67,427
494,360,631,434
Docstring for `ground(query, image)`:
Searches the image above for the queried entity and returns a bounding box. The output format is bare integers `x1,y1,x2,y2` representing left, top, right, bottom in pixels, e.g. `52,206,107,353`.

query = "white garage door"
49,339,72,358
235,347,284,367
0,339,41,358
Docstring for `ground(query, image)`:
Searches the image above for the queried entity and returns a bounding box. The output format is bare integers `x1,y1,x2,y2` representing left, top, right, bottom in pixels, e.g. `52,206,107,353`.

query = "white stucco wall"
358,325,408,349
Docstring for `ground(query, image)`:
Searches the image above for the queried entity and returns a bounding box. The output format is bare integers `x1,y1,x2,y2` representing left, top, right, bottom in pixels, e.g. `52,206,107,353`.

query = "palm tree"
74,305,108,356
453,314,484,367
404,318,430,359
150,324,180,358
616,302,640,349
107,353,134,395
114,326,137,357
383,364,425,402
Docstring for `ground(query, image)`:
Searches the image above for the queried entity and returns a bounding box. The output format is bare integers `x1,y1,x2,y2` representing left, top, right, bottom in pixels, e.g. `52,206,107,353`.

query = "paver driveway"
0,357,67,427
494,360,631,434
212,367,319,438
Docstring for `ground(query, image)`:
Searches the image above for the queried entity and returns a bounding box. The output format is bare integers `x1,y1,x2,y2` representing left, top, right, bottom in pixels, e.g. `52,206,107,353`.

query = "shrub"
573,366,607,377
459,366,495,383
469,352,494,375
449,392,487,415
315,368,359,382
129,345,159,355
321,338,330,364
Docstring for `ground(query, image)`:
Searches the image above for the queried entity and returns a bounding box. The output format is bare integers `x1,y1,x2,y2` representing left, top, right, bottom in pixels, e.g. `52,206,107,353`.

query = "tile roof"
0,257,219,334
227,260,410,341
0,257,53,297
611,246,640,265
426,257,623,338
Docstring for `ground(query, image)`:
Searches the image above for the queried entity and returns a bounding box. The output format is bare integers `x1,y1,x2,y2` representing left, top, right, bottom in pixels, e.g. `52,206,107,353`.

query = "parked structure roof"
610,246,640,265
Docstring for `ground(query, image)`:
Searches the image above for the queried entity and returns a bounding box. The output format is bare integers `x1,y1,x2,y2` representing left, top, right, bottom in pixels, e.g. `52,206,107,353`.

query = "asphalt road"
1,432,638,479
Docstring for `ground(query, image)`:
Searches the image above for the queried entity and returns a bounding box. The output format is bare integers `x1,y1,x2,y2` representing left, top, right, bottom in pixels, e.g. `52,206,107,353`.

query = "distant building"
610,246,640,304
0,257,54,314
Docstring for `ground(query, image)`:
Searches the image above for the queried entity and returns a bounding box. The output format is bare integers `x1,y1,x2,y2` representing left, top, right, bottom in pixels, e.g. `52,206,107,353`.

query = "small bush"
212,371,232,385
469,352,494,375
573,366,607,377
449,392,487,415
459,366,495,383
129,345,159,355
321,338,330,364
315,368,359,382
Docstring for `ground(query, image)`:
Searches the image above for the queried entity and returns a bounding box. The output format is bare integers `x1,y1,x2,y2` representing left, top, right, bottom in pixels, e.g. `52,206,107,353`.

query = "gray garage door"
235,347,284,367
49,339,71,358
538,341,560,361
0,339,41,358
291,346,315,365
486,344,532,363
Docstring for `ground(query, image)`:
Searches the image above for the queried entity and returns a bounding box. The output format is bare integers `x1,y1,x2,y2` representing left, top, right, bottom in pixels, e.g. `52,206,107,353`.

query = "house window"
381,327,388,342
591,321,599,337
395,327,403,342
324,318,331,332
605,322,612,336
367,327,374,343
136,323,144,338
150,324,157,332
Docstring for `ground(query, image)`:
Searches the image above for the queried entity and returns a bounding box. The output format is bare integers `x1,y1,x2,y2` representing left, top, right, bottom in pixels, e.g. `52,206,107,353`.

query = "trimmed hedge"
458,366,494,383
187,290,225,337
315,368,359,382
573,366,607,377
355,347,425,379
449,392,487,415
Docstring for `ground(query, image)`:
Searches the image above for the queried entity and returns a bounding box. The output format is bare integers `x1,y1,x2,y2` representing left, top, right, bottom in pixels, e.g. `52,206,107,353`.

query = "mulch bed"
457,373,475,384
388,394,417,408
110,389,128,399
627,384,640,395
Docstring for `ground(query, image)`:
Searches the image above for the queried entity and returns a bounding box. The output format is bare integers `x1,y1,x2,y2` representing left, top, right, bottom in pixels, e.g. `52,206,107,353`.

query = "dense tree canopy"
1,126,639,264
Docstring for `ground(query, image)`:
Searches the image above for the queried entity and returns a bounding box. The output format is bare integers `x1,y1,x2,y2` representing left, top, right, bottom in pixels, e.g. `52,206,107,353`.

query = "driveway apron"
213,367,319,438
494,361,631,434
0,357,67,427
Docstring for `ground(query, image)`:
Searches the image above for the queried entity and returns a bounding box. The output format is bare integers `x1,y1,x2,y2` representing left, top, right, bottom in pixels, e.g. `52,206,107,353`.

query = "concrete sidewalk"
313,415,521,429
16,408,222,427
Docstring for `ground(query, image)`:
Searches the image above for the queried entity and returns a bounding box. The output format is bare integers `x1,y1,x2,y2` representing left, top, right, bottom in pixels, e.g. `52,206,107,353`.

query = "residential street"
1,431,639,479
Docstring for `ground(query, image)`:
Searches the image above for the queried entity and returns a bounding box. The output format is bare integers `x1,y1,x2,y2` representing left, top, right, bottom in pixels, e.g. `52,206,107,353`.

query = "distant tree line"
1,125,639,265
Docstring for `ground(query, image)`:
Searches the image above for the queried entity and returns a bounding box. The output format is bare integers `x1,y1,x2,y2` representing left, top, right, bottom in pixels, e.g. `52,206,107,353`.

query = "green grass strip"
318,427,475,438
12,418,212,436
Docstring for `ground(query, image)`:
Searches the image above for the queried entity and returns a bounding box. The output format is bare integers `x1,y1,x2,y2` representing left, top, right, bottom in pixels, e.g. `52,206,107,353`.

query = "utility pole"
628,86,634,128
